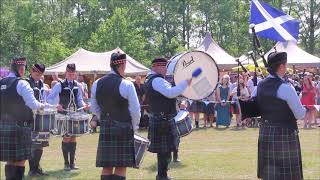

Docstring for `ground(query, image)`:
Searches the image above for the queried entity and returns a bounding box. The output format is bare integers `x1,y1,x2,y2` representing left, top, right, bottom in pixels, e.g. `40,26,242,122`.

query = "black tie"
68,81,73,89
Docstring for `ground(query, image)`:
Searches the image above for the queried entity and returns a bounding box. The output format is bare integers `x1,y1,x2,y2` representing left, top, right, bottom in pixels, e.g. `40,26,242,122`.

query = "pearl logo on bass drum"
182,56,195,69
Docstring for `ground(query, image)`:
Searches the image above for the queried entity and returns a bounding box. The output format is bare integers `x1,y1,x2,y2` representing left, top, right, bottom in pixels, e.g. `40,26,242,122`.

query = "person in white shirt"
231,79,250,127
90,52,140,180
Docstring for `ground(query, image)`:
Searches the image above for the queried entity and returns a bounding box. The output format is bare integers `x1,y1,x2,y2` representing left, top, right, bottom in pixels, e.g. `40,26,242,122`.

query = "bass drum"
167,51,219,100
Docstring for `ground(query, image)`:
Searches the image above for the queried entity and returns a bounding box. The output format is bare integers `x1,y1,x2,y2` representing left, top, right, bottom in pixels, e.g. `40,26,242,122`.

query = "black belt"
150,113,175,119
261,119,297,129
1,114,31,127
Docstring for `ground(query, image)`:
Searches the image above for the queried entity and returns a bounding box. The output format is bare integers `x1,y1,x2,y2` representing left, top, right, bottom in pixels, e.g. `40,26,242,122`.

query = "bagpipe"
238,24,267,120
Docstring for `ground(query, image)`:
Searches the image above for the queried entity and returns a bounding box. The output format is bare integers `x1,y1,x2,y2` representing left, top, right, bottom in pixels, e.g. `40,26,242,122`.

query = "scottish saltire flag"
250,0,300,42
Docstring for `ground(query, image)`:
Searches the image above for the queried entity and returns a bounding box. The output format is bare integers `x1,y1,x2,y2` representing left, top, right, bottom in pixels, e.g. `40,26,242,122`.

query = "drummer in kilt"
0,58,51,180
47,63,89,171
90,52,141,180
254,52,306,179
145,58,191,180
26,63,50,176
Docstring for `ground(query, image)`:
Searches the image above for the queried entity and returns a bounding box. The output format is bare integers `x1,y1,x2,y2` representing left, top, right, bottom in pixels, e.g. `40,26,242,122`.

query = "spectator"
301,73,317,128
215,75,231,128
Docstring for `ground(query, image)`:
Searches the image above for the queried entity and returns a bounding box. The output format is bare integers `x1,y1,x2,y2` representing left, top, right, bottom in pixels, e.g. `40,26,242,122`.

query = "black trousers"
157,152,172,178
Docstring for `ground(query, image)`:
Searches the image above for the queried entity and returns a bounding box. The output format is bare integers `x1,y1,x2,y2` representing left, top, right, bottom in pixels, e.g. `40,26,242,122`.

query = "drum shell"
175,115,193,137
66,112,89,136
33,111,56,132
133,134,150,169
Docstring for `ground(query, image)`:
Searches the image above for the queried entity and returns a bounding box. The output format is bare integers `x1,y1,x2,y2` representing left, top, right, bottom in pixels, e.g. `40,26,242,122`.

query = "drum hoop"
172,50,220,100
134,134,150,143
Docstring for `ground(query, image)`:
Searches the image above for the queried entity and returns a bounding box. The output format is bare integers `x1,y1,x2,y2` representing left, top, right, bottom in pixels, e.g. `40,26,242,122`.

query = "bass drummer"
26,63,50,176
90,52,141,180
145,58,192,180
47,63,90,171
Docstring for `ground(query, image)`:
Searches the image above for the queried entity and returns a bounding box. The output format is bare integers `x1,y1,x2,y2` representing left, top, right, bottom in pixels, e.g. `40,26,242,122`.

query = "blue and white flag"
250,0,300,42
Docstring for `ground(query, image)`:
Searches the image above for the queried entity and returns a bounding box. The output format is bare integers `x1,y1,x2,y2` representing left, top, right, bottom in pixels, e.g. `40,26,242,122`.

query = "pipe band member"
145,57,191,180
26,63,50,176
0,58,50,180
90,52,141,180
47,63,89,171
253,52,306,180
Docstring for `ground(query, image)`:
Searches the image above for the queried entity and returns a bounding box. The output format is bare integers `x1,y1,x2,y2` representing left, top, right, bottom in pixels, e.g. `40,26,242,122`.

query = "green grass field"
1,123,320,180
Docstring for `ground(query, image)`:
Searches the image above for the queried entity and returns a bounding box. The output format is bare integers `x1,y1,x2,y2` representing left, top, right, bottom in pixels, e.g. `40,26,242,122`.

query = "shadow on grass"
169,162,187,169
143,161,187,173
230,127,246,131
24,169,80,180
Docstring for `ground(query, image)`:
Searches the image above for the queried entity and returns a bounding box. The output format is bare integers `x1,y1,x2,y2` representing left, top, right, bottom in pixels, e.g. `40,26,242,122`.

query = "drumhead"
174,110,189,122
170,51,219,100
134,134,149,143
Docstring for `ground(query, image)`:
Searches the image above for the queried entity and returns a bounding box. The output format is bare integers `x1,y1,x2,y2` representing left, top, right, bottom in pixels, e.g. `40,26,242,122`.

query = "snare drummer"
145,58,191,180
0,58,52,180
90,52,141,180
47,63,90,171
26,63,50,176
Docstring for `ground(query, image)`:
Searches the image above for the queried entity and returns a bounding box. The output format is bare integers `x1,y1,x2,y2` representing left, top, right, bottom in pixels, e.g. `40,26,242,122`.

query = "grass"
1,121,319,180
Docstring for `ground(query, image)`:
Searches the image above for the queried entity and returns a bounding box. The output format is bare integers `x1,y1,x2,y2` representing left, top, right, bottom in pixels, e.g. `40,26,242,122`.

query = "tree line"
0,0,319,68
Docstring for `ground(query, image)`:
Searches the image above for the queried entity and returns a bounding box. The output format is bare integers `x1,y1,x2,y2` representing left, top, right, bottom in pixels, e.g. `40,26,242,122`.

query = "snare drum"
33,108,56,133
167,51,219,100
134,134,150,169
66,112,89,136
32,132,50,142
174,110,193,137
55,113,69,135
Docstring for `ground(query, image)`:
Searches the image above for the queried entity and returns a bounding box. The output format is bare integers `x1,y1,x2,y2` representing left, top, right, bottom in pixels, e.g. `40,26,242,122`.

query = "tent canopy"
196,33,237,69
264,41,320,67
45,48,150,76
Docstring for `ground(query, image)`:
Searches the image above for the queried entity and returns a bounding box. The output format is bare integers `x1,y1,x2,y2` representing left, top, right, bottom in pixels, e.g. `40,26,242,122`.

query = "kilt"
188,101,206,113
96,119,135,167
205,103,216,115
257,125,303,180
0,121,32,161
148,115,180,153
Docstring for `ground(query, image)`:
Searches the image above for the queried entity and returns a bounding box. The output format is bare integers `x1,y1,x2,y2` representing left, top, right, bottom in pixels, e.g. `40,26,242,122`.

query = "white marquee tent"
45,48,150,76
264,41,320,67
196,33,237,70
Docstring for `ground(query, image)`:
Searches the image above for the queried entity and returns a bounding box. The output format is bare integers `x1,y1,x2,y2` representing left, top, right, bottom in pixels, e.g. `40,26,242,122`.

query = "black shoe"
28,170,40,177
70,164,79,170
64,164,71,171
35,167,48,176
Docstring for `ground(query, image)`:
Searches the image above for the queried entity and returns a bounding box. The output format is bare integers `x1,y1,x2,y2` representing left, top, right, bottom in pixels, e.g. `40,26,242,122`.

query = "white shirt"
247,77,262,94
150,71,188,98
90,71,141,131
6,73,44,110
252,75,306,120
47,80,85,107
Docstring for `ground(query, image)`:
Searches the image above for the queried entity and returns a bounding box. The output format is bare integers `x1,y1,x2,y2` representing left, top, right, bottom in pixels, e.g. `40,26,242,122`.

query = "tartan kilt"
148,115,180,153
96,120,135,167
0,121,32,161
258,125,303,180
189,101,206,113
205,103,216,115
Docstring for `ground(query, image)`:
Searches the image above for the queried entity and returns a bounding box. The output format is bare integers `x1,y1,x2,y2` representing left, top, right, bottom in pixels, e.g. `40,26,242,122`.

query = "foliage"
0,0,319,68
